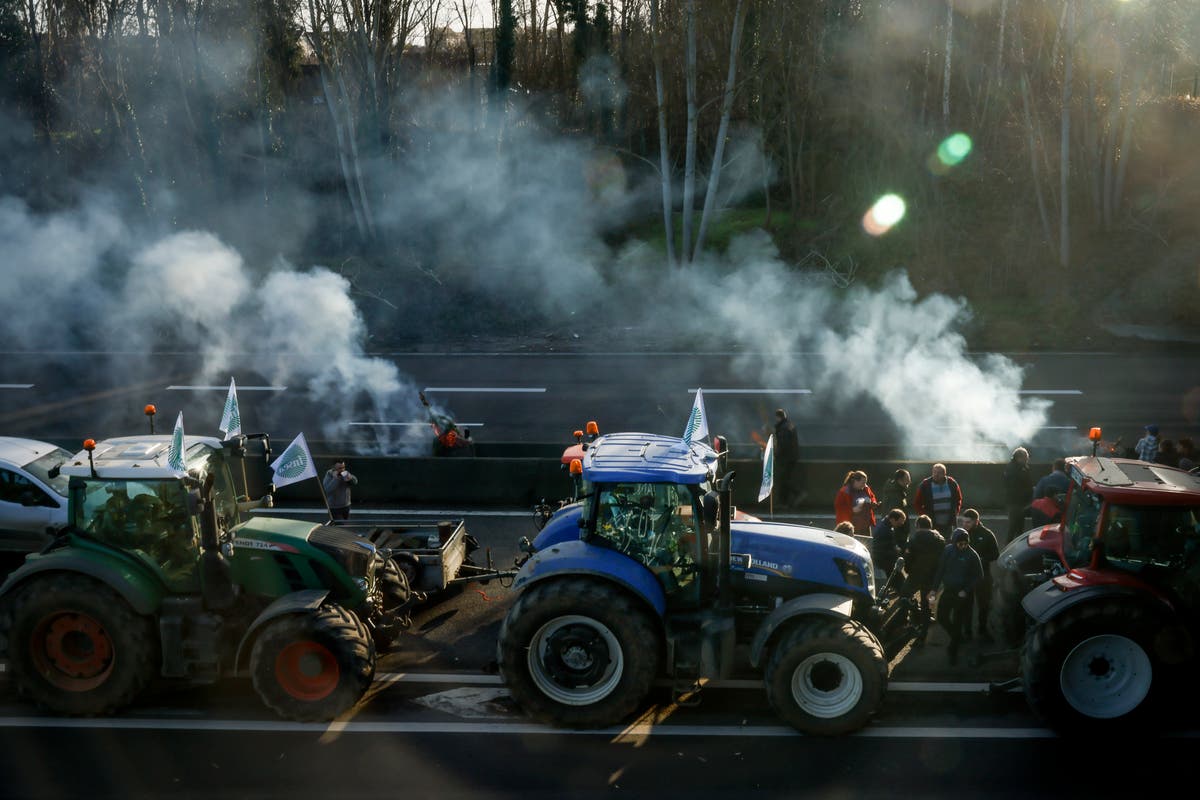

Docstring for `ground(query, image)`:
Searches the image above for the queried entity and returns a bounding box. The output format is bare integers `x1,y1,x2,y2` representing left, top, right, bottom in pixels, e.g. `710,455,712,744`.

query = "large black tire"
498,579,660,728
250,604,376,722
991,566,1032,650
1022,601,1170,732
1,573,157,715
764,618,889,736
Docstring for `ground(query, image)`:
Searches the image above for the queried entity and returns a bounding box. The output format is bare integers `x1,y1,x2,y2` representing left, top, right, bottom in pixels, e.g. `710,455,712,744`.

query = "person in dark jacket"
930,529,984,664
879,468,912,548
772,408,804,508
959,508,999,642
871,509,907,580
1033,458,1070,499
912,463,962,536
1002,447,1032,544
901,515,945,645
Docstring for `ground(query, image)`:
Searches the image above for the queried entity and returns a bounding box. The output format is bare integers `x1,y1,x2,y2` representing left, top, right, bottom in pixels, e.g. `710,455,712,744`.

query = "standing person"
1178,438,1196,471
1002,447,1033,544
929,529,984,665
1029,493,1064,527
901,515,945,646
1033,458,1070,499
772,408,804,508
322,460,358,522
1156,439,1181,468
958,508,999,642
879,468,912,548
912,463,963,536
871,509,907,581
834,470,879,535
1135,424,1160,462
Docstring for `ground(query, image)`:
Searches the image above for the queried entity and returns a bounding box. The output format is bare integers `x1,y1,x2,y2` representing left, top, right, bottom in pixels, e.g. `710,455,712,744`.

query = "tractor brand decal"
730,553,750,570
235,538,299,553
747,555,794,577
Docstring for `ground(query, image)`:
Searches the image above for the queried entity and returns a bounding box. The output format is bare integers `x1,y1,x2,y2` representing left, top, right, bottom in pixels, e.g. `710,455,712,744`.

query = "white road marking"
0,716,1066,738
166,385,287,391
688,389,811,395
1018,390,1082,395
348,422,485,427
0,384,33,389
423,387,546,393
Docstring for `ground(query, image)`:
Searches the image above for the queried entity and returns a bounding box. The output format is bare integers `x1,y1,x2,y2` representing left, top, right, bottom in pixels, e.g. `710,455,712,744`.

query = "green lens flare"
937,133,973,167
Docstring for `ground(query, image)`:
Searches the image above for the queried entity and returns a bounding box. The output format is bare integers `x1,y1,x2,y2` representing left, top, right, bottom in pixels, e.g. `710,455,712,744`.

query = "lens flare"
937,133,973,167
863,194,906,236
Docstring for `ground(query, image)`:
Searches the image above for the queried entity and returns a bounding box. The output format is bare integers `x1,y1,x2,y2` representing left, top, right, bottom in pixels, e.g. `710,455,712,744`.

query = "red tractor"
996,444,1200,730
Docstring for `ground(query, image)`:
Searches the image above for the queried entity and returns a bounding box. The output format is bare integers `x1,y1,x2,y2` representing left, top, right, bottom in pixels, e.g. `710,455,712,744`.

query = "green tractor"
0,432,417,721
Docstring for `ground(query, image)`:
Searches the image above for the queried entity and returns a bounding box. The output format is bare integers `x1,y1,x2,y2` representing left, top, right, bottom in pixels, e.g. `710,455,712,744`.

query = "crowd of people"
823,456,1072,665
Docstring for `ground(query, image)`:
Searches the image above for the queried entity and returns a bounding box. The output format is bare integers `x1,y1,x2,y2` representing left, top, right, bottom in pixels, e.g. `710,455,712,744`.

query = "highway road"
1,346,1198,461
0,509,1196,799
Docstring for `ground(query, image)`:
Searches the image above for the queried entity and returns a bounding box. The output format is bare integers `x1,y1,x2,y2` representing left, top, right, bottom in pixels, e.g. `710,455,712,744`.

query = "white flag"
758,434,775,502
682,388,709,446
167,412,186,472
219,378,242,440
270,433,318,488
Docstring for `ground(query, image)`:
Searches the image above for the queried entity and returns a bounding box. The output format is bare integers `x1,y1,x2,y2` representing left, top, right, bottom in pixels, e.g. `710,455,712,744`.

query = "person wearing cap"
929,528,983,664
1135,425,1160,462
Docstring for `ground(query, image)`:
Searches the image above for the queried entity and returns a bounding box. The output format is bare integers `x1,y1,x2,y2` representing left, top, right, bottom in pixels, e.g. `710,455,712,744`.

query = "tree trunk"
1059,0,1073,270
695,0,747,259
681,0,698,264
942,0,953,129
650,0,676,269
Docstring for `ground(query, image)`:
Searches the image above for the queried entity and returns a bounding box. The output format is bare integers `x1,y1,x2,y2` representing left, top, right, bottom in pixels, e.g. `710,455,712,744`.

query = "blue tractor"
499,432,912,736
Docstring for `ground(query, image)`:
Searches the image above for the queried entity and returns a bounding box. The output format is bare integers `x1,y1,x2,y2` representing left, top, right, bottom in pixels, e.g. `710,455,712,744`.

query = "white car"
0,437,72,552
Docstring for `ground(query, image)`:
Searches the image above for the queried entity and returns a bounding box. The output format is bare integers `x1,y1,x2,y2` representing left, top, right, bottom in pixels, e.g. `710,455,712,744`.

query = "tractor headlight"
834,557,869,591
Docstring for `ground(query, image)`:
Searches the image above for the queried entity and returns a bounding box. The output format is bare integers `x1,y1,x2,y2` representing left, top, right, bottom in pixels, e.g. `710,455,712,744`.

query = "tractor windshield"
1100,504,1200,567
589,482,702,593
71,477,199,584
1063,486,1103,564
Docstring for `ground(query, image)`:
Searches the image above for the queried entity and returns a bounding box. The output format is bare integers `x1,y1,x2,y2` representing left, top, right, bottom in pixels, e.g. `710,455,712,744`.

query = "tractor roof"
60,435,225,480
1067,456,1200,505
582,432,718,485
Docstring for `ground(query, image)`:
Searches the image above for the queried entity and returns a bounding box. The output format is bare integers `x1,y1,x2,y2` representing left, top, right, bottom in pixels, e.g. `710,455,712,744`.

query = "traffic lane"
5,349,1199,448
0,723,1184,799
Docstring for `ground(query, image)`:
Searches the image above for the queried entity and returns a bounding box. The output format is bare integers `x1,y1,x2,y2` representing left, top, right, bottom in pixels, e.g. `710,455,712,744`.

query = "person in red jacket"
912,463,963,536
834,470,879,535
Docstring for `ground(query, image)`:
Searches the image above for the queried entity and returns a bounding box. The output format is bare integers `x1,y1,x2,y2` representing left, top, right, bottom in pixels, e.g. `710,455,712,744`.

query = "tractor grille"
308,525,376,578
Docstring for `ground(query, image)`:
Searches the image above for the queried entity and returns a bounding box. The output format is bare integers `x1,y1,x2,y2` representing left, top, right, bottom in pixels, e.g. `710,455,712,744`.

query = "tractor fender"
1021,577,1173,625
233,589,330,675
511,539,667,618
749,593,856,670
0,553,165,616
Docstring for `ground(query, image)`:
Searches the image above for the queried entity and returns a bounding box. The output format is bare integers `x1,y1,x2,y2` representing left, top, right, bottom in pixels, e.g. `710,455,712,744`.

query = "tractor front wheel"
250,604,375,722
764,618,888,736
498,580,659,728
2,574,157,715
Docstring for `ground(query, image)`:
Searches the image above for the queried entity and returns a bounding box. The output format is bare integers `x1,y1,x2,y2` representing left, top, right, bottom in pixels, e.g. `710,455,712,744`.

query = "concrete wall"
269,456,1048,514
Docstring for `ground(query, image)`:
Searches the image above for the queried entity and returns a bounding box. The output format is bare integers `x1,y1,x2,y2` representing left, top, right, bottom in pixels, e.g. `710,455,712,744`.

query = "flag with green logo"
682,388,709,446
270,433,318,488
167,412,186,472
219,378,241,440
758,433,775,502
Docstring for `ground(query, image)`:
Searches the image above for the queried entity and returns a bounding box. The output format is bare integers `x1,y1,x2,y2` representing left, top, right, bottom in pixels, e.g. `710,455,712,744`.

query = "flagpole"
317,470,334,524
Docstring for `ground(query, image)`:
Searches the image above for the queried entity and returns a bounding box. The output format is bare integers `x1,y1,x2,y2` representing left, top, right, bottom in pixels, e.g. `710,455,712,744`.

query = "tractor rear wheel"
250,604,375,722
991,566,1032,649
1022,601,1166,731
2,574,157,715
764,618,888,736
499,580,659,728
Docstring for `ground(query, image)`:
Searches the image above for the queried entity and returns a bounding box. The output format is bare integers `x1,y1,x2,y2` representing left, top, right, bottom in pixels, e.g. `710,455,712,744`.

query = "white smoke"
0,87,1051,460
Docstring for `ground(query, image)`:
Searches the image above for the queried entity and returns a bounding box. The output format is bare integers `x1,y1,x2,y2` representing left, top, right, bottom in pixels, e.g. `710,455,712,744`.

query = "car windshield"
23,447,71,496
